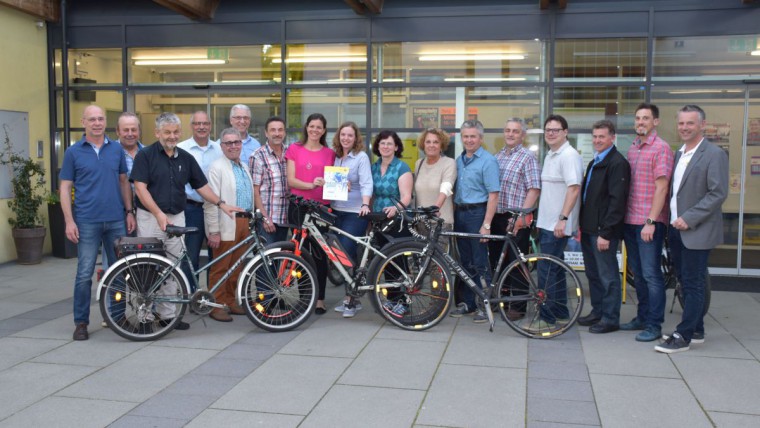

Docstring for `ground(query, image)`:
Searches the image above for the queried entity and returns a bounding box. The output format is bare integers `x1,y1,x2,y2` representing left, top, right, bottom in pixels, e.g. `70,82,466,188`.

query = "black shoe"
577,313,601,327
159,319,190,330
655,331,690,353
314,307,327,315
589,322,619,334
73,323,89,341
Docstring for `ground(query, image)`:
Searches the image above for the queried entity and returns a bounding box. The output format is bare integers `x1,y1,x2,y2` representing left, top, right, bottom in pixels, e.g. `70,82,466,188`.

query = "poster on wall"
440,107,478,128
748,118,760,146
412,107,438,129
751,156,760,176
704,122,730,145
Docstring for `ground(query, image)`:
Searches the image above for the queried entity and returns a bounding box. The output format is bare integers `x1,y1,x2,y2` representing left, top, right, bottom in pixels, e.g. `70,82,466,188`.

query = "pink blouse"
285,143,336,204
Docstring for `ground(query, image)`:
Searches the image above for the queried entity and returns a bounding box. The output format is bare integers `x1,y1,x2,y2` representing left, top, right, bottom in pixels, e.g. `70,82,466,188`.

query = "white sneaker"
343,306,357,318
334,299,362,313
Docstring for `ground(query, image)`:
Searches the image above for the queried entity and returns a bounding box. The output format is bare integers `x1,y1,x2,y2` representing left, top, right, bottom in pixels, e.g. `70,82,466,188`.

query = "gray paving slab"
130,392,218,420
30,333,147,367
742,338,760,360
164,373,243,397
16,299,72,320
109,414,187,428
236,329,302,346
186,408,303,427
0,316,46,332
214,341,281,361
529,337,585,363
213,354,351,415
529,360,590,382
0,336,66,371
580,330,681,377
442,319,528,369
673,355,760,414
707,292,760,340
57,346,217,403
416,363,526,427
0,396,135,428
670,329,755,359
339,337,447,390
374,316,457,342
0,362,98,420
528,397,601,426
528,377,594,402
302,384,425,428
0,301,41,321
709,411,760,427
527,422,600,428
277,316,380,358
590,373,712,428
10,314,85,340
149,316,253,350
192,356,261,378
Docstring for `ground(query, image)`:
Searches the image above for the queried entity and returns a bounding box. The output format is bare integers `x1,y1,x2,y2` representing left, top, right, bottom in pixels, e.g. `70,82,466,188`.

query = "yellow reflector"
414,325,422,329
499,302,504,308
576,288,581,297
541,331,551,337
528,257,538,262
115,292,122,302
403,252,412,256
291,270,302,278
255,303,265,313
381,289,388,297
432,280,438,289
258,293,265,301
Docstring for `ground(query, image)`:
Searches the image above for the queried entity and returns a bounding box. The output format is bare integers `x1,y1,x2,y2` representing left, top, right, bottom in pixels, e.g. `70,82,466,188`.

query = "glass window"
554,39,647,82
373,40,543,84
552,86,645,130
129,45,281,85
55,48,123,86
286,88,367,132
654,35,760,81
56,90,124,131
743,88,760,269
284,43,367,84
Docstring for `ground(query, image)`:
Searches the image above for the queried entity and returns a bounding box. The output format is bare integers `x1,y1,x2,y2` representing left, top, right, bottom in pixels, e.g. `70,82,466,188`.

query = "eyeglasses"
544,128,565,134
231,116,251,121
192,121,211,126
504,129,523,135
222,140,243,146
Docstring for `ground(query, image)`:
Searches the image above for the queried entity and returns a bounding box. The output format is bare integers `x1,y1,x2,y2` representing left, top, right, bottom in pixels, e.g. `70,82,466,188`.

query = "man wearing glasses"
229,104,261,165
534,114,584,331
203,128,254,322
178,111,222,288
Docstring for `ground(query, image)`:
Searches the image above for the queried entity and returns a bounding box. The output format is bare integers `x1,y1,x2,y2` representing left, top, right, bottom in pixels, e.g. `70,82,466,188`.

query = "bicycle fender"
95,252,190,301
235,247,289,305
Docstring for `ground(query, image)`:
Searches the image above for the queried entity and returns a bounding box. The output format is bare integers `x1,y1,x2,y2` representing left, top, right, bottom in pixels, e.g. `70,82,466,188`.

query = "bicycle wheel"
367,241,452,331
496,253,583,339
239,251,318,332
675,271,711,316
99,255,190,341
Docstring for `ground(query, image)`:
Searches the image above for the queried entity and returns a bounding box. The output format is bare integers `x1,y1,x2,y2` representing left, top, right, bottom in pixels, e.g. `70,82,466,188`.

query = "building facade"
49,0,760,276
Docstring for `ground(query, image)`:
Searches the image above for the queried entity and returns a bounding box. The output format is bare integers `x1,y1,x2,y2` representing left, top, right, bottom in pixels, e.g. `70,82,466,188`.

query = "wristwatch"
645,218,655,225
215,200,225,207
483,224,491,230
558,214,568,221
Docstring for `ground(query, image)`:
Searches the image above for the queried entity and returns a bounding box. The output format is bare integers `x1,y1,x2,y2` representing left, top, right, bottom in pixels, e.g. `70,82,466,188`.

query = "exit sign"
207,48,229,60
728,38,756,52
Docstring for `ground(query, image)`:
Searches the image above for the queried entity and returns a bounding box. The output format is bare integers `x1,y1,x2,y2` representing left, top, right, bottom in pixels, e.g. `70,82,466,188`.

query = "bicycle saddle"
165,225,199,237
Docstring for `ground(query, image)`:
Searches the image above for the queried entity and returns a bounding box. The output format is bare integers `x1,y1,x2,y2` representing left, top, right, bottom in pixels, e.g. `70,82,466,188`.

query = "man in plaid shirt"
621,103,674,342
250,116,290,244
488,118,541,321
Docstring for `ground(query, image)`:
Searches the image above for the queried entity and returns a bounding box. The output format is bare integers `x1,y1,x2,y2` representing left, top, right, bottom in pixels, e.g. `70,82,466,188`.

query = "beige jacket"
203,156,254,241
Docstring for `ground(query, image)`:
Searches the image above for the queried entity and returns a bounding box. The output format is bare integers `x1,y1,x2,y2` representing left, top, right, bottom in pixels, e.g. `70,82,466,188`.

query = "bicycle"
625,234,711,316
96,211,318,341
369,204,584,338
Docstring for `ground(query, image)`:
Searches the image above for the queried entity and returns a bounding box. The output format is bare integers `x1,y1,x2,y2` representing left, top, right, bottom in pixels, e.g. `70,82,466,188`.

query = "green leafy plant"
0,124,46,228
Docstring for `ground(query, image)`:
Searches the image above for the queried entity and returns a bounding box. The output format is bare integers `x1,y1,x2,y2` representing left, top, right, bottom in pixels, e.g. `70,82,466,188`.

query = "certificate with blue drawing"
323,166,349,201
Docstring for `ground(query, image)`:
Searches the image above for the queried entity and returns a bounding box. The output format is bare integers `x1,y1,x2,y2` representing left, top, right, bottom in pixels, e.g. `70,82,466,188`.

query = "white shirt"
670,139,703,223
537,141,584,236
177,137,222,202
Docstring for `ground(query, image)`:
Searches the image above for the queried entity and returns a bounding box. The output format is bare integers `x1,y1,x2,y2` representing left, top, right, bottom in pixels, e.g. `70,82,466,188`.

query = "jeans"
581,232,621,326
454,205,491,312
668,227,709,342
183,203,208,291
537,229,569,322
333,209,369,263
73,220,126,325
489,212,531,313
256,223,289,246
623,223,666,329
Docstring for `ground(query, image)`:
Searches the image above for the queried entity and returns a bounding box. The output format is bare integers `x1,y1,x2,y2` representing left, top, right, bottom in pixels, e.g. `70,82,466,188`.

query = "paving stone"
0,336,67,371
130,392,218,420
236,329,301,346
9,314,78,340
528,340,585,363
674,355,760,415
193,356,262,378
529,360,590,382
153,317,252,350
214,342,280,361
164,373,242,397
442,320,528,369
528,377,594,402
374,317,456,342
109,414,187,428
0,396,135,428
339,338,446,390
277,316,380,358
591,373,712,428
186,409,303,427
580,331,681,378
15,300,72,320
527,422,600,428
708,411,760,427
302,384,424,428
0,316,44,332
528,397,600,426
31,334,147,367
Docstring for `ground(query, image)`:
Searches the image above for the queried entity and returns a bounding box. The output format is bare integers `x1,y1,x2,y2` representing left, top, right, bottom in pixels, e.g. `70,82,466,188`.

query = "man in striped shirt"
621,103,674,342
251,116,290,244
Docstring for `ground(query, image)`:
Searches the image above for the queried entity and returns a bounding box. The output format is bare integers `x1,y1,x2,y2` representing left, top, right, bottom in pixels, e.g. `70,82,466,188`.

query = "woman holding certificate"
286,113,336,314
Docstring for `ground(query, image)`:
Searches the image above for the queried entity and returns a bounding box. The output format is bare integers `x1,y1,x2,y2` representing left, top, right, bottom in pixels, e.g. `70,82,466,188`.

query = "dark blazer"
671,139,728,250
580,146,630,240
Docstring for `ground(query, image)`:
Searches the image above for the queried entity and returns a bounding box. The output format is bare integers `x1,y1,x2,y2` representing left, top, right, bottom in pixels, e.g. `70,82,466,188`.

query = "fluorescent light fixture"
134,59,226,66
272,56,367,64
752,50,760,56
419,54,524,61
444,77,527,82
327,78,366,83
667,89,743,94
222,79,277,84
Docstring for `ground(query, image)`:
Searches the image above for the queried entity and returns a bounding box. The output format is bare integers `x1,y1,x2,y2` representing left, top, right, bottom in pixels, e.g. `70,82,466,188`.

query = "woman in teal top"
371,130,413,216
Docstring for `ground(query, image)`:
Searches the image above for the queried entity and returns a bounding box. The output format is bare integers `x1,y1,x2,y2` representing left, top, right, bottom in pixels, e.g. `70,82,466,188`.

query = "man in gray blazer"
655,105,728,354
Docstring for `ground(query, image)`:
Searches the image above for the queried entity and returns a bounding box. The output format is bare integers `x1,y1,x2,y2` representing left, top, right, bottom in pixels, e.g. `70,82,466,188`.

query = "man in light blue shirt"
177,110,222,288
450,120,500,322
229,104,261,164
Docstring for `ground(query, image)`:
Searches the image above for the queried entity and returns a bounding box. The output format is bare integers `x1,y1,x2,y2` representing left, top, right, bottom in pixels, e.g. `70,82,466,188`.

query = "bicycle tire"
99,254,190,341
239,251,318,332
496,253,583,339
367,241,452,331
675,271,711,316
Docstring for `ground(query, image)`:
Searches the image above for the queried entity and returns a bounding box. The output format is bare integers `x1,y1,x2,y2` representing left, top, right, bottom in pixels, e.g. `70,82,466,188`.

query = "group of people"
61,101,727,356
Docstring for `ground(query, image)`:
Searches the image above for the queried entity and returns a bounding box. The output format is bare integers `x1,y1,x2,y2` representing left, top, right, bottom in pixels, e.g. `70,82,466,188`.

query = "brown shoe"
505,308,525,322
210,308,233,322
73,323,89,340
229,304,246,316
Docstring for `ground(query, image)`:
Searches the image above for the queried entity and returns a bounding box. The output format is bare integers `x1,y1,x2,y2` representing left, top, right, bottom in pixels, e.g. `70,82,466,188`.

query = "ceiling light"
134,59,227,66
420,54,524,61
752,50,760,56
444,77,527,82
272,56,367,64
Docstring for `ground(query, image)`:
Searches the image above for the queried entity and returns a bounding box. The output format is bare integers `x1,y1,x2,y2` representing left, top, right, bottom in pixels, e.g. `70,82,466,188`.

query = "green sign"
207,48,229,60
728,37,757,52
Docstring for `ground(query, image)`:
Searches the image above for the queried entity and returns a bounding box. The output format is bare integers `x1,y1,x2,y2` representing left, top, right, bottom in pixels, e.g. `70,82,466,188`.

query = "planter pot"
12,227,47,265
48,203,78,258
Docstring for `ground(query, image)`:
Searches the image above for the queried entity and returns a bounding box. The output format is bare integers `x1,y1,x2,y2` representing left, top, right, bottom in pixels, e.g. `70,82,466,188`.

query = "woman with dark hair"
286,113,336,314
371,130,413,217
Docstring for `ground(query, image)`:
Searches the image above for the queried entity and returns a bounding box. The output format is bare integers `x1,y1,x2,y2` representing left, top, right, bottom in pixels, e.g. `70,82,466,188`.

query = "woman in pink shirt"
286,113,336,313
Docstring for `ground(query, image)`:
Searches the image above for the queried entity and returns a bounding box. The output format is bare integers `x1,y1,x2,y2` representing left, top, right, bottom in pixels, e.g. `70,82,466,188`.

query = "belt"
457,202,487,211
186,199,203,207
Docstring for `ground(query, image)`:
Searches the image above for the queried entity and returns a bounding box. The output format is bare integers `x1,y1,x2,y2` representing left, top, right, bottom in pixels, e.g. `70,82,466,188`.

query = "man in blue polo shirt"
60,105,136,341
450,119,500,323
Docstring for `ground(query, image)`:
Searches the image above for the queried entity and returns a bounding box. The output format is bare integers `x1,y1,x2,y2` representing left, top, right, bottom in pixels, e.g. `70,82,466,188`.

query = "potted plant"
0,124,47,264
